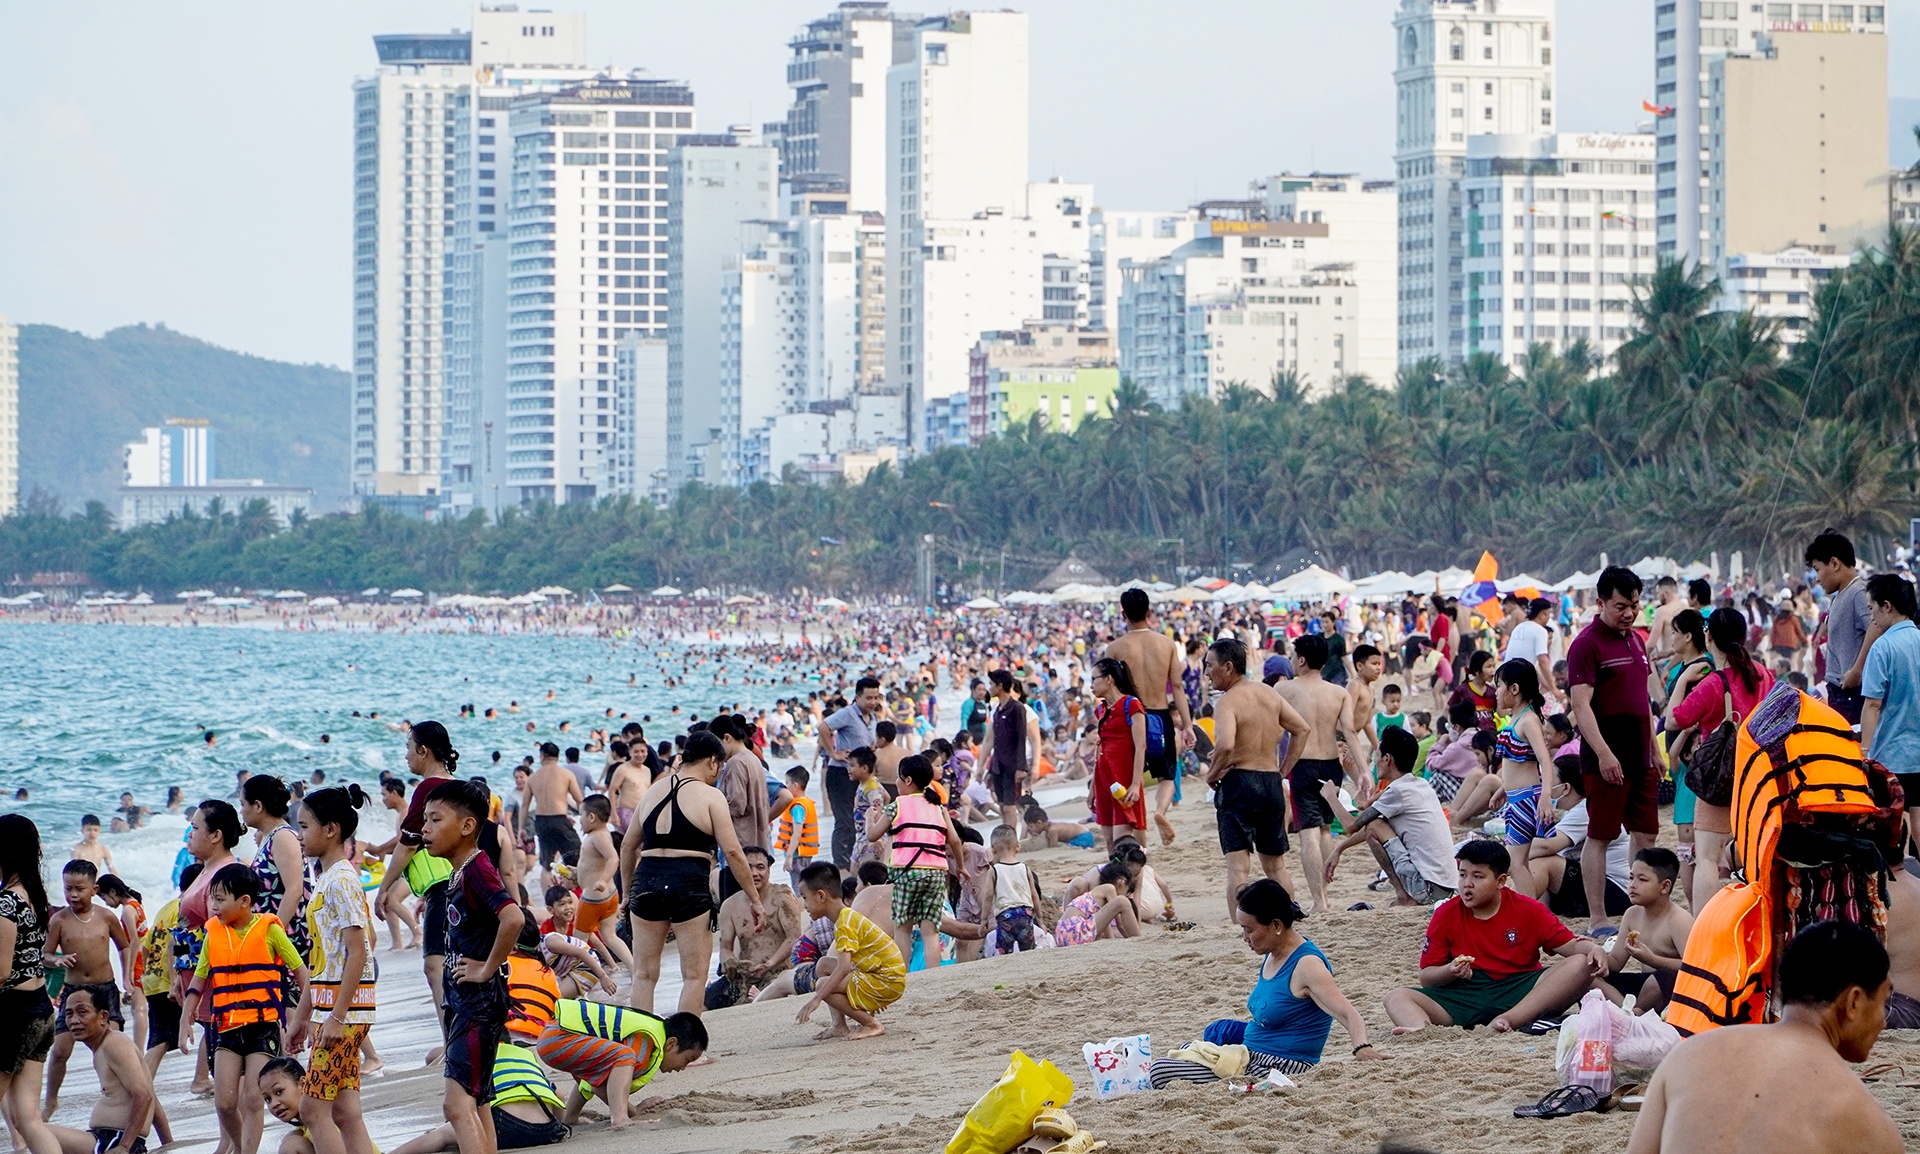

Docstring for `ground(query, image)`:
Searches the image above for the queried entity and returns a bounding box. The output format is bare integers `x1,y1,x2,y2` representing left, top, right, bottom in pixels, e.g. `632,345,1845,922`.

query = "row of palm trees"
3,232,1917,594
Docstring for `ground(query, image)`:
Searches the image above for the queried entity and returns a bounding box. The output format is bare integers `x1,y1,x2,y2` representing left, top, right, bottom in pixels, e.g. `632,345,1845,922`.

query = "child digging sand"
794,863,905,1041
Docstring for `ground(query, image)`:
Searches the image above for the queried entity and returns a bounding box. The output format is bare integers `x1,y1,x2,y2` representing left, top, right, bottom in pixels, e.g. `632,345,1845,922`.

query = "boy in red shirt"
1385,840,1608,1033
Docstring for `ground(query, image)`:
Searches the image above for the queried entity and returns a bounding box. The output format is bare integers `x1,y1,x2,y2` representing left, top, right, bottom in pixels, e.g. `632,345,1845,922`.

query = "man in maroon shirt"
1567,566,1658,933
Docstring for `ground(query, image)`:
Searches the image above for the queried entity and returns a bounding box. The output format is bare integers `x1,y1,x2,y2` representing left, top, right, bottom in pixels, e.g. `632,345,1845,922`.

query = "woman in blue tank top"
1149,879,1383,1086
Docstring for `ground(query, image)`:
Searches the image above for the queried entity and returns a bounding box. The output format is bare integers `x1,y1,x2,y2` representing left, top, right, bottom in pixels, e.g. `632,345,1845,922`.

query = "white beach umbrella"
650,585,682,597
964,596,1001,610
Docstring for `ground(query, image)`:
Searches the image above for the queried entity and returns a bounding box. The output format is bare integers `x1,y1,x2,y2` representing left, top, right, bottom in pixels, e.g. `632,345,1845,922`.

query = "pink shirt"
1673,664,1777,732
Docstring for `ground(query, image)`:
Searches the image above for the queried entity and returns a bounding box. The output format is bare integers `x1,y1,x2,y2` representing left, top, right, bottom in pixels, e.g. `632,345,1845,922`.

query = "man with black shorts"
1204,637,1310,921
1275,634,1360,915
978,670,1034,821
1104,588,1196,846
1567,565,1659,934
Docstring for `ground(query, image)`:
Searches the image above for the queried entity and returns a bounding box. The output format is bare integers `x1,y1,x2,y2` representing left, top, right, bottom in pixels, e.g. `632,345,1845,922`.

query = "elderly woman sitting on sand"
1148,879,1382,1087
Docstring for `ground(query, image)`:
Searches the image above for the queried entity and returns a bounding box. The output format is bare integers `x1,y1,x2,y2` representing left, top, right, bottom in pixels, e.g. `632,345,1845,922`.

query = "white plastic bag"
1081,1034,1153,1098
1565,990,1614,1095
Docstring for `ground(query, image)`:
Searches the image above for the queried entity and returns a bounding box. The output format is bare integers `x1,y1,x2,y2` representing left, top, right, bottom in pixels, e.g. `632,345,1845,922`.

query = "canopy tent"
1349,570,1421,600
177,589,215,600
1546,570,1596,593
389,588,424,599
649,585,682,597
271,590,307,600
308,596,340,608
1002,590,1055,605
601,583,634,593
1495,574,1548,596
1628,555,1675,580
964,596,1001,610
1035,554,1111,592
1433,566,1474,591
1271,564,1356,601
1159,585,1214,603
535,585,572,597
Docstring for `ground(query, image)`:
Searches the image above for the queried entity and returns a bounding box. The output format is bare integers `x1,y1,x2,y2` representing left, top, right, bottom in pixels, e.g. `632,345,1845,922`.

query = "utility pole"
916,534,935,606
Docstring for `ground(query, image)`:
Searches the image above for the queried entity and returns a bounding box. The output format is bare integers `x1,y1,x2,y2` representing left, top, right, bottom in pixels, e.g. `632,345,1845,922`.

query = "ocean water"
0,622,809,898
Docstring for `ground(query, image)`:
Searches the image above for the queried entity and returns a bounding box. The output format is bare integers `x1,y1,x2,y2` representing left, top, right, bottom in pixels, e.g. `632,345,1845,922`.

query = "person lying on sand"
793,863,906,1041
1383,840,1606,1034
1020,806,1095,852
1626,920,1902,1154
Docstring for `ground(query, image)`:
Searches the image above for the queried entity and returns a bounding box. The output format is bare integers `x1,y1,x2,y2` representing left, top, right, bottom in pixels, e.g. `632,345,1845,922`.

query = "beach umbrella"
1432,566,1473,590
649,585,682,597
535,585,572,597
272,590,307,600
128,592,154,605
816,596,849,609
965,596,1001,610
207,596,252,607
723,594,758,606
1272,565,1357,600
601,583,634,593
1162,585,1214,603
390,588,424,599
177,589,215,600
309,596,340,608
359,588,381,597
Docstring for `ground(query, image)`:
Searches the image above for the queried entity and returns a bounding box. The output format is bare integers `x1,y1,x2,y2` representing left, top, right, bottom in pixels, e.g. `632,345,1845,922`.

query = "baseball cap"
1262,654,1295,682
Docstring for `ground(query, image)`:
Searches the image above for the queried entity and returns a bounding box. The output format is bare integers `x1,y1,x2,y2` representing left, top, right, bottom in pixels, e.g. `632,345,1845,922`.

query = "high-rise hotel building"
1392,0,1555,367
351,8,588,509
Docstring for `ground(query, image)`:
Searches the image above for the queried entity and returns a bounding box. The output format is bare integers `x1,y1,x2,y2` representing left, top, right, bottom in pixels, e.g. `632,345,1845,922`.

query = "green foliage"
5,239,1920,594
17,323,349,509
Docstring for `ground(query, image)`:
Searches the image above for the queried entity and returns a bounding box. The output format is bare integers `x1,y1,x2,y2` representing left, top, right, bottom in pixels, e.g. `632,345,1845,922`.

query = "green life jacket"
491,1043,563,1111
553,999,669,1089
404,848,453,894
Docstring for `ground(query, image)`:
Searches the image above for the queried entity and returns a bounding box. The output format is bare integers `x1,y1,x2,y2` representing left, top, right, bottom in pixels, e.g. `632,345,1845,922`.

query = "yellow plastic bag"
945,1050,1076,1154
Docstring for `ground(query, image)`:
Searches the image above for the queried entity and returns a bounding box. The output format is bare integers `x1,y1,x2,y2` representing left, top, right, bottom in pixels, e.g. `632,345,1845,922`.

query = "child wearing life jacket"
95,875,150,1056
872,756,963,968
533,999,707,1129
774,767,820,892
502,920,560,1046
180,864,312,1154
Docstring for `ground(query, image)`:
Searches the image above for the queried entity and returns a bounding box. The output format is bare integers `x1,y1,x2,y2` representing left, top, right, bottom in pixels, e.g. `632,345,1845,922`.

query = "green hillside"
17,323,349,513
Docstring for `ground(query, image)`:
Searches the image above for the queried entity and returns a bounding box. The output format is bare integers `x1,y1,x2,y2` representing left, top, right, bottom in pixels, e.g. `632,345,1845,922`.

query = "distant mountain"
16,323,349,514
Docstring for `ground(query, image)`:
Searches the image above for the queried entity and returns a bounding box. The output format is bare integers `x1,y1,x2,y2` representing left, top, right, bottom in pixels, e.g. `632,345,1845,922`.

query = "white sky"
1,1,1915,368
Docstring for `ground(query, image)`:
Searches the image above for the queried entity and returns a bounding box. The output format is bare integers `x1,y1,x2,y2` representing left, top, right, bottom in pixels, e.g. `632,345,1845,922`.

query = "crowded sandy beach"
6,532,1920,1154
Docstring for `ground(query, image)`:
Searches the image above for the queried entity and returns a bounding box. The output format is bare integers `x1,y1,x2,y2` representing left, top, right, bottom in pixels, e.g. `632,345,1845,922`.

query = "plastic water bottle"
1109,782,1127,800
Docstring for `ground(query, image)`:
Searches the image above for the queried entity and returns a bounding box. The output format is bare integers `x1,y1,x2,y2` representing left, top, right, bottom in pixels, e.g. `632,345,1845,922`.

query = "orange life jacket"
776,796,820,857
505,954,559,1042
206,915,285,1031
1664,880,1770,1036
1666,686,1889,1037
889,793,949,870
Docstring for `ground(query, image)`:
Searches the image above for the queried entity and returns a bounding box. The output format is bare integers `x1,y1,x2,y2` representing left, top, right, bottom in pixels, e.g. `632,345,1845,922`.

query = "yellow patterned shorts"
302,1024,370,1101
844,969,905,1015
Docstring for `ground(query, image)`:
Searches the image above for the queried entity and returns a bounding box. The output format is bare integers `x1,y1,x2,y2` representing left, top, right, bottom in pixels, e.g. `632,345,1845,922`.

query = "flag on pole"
1461,551,1502,620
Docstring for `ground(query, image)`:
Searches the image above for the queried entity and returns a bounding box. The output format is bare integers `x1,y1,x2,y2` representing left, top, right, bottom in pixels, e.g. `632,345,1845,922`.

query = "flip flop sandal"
1045,1134,1106,1154
1600,1082,1646,1112
1514,1084,1604,1118
1032,1109,1079,1141
1587,926,1619,941
1859,1063,1906,1083
1518,1017,1563,1035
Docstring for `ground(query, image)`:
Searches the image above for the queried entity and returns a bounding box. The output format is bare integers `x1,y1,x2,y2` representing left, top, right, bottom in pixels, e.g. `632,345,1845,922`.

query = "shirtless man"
871,722,906,797
48,986,166,1154
529,741,583,886
1626,920,1902,1154
574,795,631,975
44,859,131,1120
1204,637,1310,921
705,848,804,1010
1348,644,1386,764
1878,861,1920,1028
1644,576,1683,674
1274,634,1359,915
1105,587,1196,846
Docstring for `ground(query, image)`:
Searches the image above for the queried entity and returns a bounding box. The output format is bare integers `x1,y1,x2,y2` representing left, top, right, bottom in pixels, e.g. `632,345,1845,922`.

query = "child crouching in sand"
794,863,906,1041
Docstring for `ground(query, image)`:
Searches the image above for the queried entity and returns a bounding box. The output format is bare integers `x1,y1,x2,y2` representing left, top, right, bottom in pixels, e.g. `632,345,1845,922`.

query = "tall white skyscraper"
443,9,596,516
1086,208,1202,332
612,335,668,501
353,9,590,509
1392,0,1556,367
123,419,217,488
781,3,918,212
0,316,16,517
666,135,779,490
887,10,1030,449
502,78,697,506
